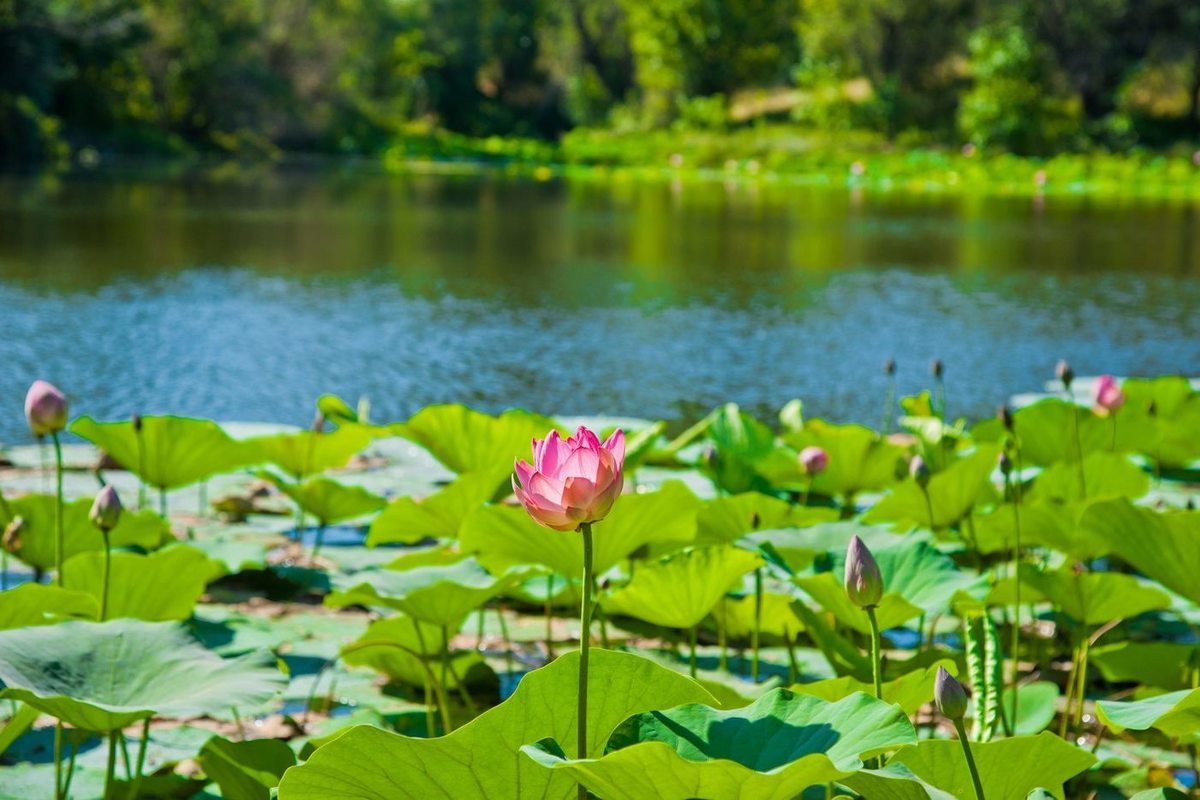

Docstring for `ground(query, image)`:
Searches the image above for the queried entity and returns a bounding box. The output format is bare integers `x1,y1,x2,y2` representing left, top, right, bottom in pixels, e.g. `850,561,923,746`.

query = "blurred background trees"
2,0,1200,163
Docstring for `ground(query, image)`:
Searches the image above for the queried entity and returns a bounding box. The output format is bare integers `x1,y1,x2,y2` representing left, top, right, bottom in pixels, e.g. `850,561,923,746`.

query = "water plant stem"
412,625,438,735
577,522,595,799
52,432,64,586
717,598,728,673
1069,404,1087,496
866,606,883,701
953,717,987,800
545,573,555,657
689,625,698,679
54,722,64,800
159,487,168,520
1006,471,1022,731
128,718,150,800
921,486,935,531
312,522,327,559
752,567,763,682
104,731,118,799
883,374,895,435
440,624,453,732
100,529,111,621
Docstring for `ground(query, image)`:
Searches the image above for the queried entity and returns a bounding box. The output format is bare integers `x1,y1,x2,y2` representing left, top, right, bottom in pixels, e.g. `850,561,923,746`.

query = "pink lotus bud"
89,485,123,532
934,666,968,719
799,446,829,476
513,426,625,532
1093,375,1125,412
910,455,931,488
24,380,68,437
844,534,883,608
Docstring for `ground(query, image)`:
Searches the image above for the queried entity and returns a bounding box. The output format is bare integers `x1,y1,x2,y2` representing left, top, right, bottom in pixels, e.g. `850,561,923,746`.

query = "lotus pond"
0,368,1198,800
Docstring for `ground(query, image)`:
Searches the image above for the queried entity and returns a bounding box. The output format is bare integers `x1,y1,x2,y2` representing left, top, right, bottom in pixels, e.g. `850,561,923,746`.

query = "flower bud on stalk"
934,666,968,720
89,485,123,532
799,446,828,476
910,455,931,488
998,404,1014,431
1055,360,1074,390
998,451,1013,476
25,380,68,438
930,358,944,379
883,357,896,376
1093,374,1125,412
844,535,883,609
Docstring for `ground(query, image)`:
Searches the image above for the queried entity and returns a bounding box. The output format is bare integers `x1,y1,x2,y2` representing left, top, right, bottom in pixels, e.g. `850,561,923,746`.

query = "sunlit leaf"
0,584,98,629
244,426,374,479
1097,689,1200,741
368,470,508,545
793,660,956,715
268,475,385,525
0,495,170,571
199,735,296,800
63,545,216,621
393,405,559,475
865,444,1001,529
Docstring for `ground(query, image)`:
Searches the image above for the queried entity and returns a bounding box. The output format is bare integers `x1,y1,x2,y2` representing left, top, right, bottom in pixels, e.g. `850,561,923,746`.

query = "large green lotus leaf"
972,500,1107,560
393,404,560,475
1027,451,1149,503
1018,565,1170,626
1120,377,1200,468
1084,499,1200,604
892,732,1096,800
699,404,779,494
602,545,762,629
0,495,171,571
523,689,917,800
979,398,1154,466
0,619,285,731
368,470,506,545
778,420,907,497
1097,689,1200,740
864,444,1001,529
271,476,385,524
199,735,296,800
1091,641,1198,691
1003,681,1059,736
0,584,98,629
695,492,837,546
795,571,922,634
63,544,216,621
341,616,483,689
792,660,955,716
745,521,900,573
1129,791,1191,800
460,481,700,577
711,592,803,641
326,557,535,628
71,415,253,489
244,426,373,478
276,649,715,800
838,763,958,800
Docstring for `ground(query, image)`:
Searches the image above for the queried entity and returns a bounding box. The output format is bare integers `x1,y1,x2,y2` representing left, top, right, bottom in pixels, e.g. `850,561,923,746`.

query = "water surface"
1,163,1197,444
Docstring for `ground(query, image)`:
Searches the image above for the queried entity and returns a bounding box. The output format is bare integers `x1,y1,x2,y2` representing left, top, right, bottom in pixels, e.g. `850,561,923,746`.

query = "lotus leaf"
393,404,559,474
0,619,285,731
0,583,98,628
199,735,297,800
1097,689,1200,740
602,545,762,629
270,475,386,524
63,544,216,621
368,470,508,545
0,495,171,571
276,649,715,799
865,444,1001,529
245,425,374,478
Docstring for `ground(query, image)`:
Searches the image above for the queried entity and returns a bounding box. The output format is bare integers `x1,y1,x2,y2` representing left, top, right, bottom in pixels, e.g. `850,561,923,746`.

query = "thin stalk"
800,477,812,508
198,481,208,517
127,718,150,800
312,522,327,559
935,376,946,422
159,487,168,520
785,631,799,684
689,625,698,679
135,424,146,511
445,655,478,716
413,624,437,735
1069,403,1087,496
921,486,935,531
54,722,64,800
952,718,986,800
1059,637,1081,739
231,706,244,741
440,624,453,733
104,731,118,799
883,374,896,435
1110,414,1118,452
717,598,728,673
865,606,884,700
1074,631,1093,728
752,567,763,682
1006,471,1023,731
63,739,79,799
100,529,111,621
476,606,486,650
342,639,450,734
119,730,132,780
577,522,596,800
497,604,514,675
545,573,555,657
52,432,64,586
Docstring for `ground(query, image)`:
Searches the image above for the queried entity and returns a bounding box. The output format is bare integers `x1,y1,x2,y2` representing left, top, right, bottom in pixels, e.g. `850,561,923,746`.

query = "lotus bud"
1055,360,1074,390
883,357,896,376
910,455,931,488
131,413,143,432
1093,374,1125,412
89,485,123,532
998,451,1013,476
934,666,968,720
24,380,68,437
2,516,25,554
930,359,944,379
998,404,1014,431
799,446,829,476
844,534,883,608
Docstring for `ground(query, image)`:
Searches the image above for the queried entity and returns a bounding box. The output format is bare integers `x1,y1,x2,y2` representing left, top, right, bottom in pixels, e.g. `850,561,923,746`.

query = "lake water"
1,162,1197,444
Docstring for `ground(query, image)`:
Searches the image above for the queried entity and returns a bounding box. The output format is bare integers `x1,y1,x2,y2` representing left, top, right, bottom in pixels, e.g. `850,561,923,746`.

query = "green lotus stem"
63,737,79,799
920,485,935,531
800,477,812,507
52,432,64,587
1006,471,1023,731
412,624,440,735
717,598,728,673
445,653,478,716
953,717,986,800
1073,631,1092,727
53,722,64,800
545,573,555,657
1069,403,1087,496
104,731,119,798
785,631,799,684
198,481,208,517
476,606,486,649
577,521,595,795
100,529,111,621
135,427,146,511
1110,415,1118,452
440,624,454,732
344,637,451,735
866,606,883,701
689,625,698,679
159,487,168,520
127,718,150,800
883,375,895,435
1059,637,1081,739
497,604,514,675
935,376,946,422
312,522,327,559
752,567,763,682
231,705,244,740
119,729,132,779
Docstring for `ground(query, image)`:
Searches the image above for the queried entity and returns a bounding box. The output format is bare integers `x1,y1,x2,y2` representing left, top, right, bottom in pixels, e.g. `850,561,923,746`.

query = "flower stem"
100,529,111,621
545,573,555,657
52,432,64,587
866,606,883,701
577,522,595,800
159,487,168,520
752,567,763,682
312,522,327,559
104,731,118,799
689,625,698,679
921,486,935,531
440,624,453,733
53,722,63,800
1069,403,1087,497
717,598,728,673
953,717,986,800
1006,471,1022,732
127,718,150,800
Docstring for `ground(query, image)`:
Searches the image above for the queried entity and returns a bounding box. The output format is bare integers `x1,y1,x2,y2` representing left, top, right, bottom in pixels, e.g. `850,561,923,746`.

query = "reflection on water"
0,163,1197,443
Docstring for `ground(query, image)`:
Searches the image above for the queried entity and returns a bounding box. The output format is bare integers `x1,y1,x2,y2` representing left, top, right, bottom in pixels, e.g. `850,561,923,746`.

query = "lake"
1,162,1197,445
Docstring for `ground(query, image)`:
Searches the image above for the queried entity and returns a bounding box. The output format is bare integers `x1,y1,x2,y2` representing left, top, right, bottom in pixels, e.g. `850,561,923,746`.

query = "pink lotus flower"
1093,375,1125,412
799,446,828,476
24,380,68,437
513,427,625,532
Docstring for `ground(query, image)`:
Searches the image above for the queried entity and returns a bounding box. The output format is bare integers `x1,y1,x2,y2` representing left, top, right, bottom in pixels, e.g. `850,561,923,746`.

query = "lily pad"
792,660,956,715
1084,499,1200,605
269,475,386,525
393,405,559,475
0,619,286,731
368,470,508,545
276,649,715,799
0,583,98,629
1027,451,1149,503
63,544,217,621
1018,565,1170,626
523,689,917,800
71,415,253,490
1097,689,1200,740
1091,641,1198,691
342,615,485,689
244,426,373,478
696,492,838,546
602,546,763,629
